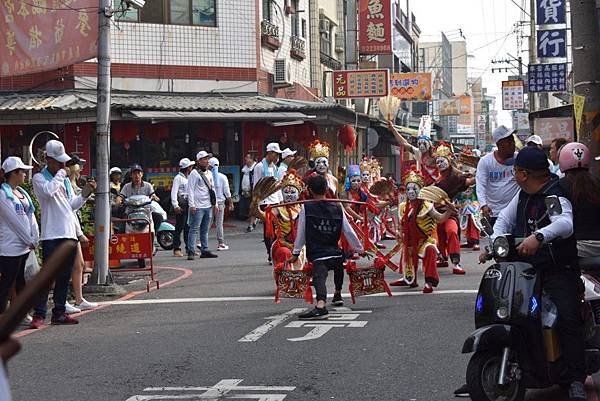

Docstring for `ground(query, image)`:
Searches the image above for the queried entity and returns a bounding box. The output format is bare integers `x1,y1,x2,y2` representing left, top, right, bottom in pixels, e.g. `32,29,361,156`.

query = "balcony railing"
261,20,280,50
320,52,342,71
290,35,306,60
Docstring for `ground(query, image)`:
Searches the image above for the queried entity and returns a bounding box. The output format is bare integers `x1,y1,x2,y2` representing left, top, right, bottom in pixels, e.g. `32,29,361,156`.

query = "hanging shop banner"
573,94,585,134
536,0,566,25
457,95,473,134
359,0,392,55
477,115,486,135
439,98,460,116
537,29,567,58
417,115,432,137
389,72,432,101
0,0,98,77
533,117,575,145
527,63,567,92
513,112,530,131
502,80,525,110
333,69,388,99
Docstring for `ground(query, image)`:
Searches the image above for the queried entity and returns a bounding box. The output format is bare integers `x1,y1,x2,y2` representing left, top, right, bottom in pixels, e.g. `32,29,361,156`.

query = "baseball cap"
130,164,143,173
45,140,71,163
196,150,212,160
2,156,33,173
109,167,122,175
266,142,283,153
66,154,86,167
281,148,297,159
526,135,543,146
208,157,220,167
492,126,514,144
515,146,550,171
178,158,195,169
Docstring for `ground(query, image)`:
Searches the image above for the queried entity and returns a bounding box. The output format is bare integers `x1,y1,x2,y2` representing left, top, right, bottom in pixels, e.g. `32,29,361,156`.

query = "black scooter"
462,196,600,401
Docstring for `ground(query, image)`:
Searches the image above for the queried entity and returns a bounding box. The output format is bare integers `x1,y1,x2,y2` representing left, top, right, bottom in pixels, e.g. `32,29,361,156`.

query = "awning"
128,110,315,122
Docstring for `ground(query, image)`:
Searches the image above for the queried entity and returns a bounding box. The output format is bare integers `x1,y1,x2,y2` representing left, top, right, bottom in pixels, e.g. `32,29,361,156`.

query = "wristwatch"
534,231,545,243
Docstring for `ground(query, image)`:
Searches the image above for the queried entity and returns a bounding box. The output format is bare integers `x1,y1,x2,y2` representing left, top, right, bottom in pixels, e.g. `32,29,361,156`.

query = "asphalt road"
8,229,598,401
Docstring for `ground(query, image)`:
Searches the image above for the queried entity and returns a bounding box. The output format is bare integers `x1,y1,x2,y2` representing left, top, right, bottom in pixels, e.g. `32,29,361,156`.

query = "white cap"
208,157,219,167
526,134,543,146
109,167,122,175
178,158,195,169
265,142,283,153
45,140,71,163
2,156,33,173
196,150,212,160
492,126,514,144
281,148,297,159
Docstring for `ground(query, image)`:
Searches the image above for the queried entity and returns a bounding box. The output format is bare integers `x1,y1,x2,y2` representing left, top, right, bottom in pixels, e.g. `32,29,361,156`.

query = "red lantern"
338,124,356,152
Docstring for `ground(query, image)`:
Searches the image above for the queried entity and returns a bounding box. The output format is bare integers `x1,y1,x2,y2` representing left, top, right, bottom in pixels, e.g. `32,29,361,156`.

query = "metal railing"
320,52,342,70
261,19,279,40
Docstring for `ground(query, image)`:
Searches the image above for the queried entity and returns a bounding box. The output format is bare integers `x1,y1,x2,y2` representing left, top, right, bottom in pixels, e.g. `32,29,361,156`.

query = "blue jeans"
33,239,77,319
187,207,212,255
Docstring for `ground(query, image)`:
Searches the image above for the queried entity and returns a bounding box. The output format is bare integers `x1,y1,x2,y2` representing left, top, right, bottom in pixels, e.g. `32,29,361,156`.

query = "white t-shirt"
187,169,214,209
214,172,231,203
253,159,283,205
475,152,520,217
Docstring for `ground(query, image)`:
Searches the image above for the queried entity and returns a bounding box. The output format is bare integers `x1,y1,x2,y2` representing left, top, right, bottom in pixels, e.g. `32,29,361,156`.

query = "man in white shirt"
277,148,296,178
475,126,520,225
171,158,195,257
240,154,257,232
209,157,234,251
187,151,218,260
30,140,95,329
253,143,283,264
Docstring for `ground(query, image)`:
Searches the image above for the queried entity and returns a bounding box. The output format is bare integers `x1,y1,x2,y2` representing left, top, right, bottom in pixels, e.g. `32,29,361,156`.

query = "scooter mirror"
544,195,562,217
480,217,494,236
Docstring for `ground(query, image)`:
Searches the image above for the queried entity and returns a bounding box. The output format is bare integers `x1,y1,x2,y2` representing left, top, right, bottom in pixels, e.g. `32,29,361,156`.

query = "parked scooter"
150,200,175,250
462,195,600,401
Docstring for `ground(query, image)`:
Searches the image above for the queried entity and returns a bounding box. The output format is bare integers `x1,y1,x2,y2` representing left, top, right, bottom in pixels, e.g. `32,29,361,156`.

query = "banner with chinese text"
533,117,575,145
439,98,460,116
359,0,392,55
502,80,525,110
0,0,98,77
389,72,432,101
457,94,473,134
333,69,388,99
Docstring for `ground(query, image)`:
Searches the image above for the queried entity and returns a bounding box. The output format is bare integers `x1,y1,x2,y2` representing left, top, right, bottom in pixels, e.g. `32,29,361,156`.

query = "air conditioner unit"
274,59,291,86
319,18,330,34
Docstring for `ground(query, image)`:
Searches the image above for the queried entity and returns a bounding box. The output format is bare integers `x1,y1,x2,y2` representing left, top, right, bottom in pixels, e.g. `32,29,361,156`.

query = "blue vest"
304,201,343,262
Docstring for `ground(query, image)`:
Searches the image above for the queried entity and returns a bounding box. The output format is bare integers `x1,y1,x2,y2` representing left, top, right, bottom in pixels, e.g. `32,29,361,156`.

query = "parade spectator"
526,134,543,148
253,143,283,264
187,151,217,260
109,167,122,207
30,140,95,328
475,125,520,225
550,137,568,177
209,157,234,251
289,175,364,319
240,154,257,232
0,157,38,314
171,158,195,257
119,164,158,201
277,148,296,178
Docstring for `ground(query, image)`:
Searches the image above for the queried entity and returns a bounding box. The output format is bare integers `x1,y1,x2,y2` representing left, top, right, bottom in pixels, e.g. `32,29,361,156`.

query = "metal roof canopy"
128,110,316,122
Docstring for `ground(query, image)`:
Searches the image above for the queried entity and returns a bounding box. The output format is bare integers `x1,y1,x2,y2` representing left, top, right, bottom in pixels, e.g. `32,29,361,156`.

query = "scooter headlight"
496,306,509,319
493,236,510,258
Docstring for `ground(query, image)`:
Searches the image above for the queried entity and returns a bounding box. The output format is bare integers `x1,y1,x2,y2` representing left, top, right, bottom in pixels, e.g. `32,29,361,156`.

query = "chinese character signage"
527,63,567,92
439,98,460,116
389,72,432,101
82,233,153,262
477,115,487,134
536,0,566,25
502,80,525,110
333,69,388,99
537,29,567,58
0,0,98,77
457,95,473,134
533,117,575,145
359,0,392,55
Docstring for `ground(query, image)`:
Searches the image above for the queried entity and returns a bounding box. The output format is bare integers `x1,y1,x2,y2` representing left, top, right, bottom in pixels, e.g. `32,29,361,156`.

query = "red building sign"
333,69,388,99
359,0,392,55
0,0,98,77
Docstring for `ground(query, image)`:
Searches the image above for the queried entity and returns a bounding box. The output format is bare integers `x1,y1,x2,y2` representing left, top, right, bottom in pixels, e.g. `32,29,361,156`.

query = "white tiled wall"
110,0,256,68
259,0,311,87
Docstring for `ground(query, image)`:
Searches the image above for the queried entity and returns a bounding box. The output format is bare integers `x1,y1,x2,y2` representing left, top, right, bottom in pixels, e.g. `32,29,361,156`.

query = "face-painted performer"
303,140,338,199
388,122,440,185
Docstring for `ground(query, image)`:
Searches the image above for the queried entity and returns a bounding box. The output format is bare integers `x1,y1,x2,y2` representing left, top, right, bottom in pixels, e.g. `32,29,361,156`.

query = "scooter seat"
580,257,600,271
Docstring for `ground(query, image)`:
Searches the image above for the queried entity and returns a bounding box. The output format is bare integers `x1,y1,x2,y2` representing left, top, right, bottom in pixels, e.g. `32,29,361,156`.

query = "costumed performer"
302,140,338,198
388,121,439,185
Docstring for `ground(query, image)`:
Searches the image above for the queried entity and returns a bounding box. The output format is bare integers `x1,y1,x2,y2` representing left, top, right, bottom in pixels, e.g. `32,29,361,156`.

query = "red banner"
82,233,154,262
0,0,98,77
359,0,392,55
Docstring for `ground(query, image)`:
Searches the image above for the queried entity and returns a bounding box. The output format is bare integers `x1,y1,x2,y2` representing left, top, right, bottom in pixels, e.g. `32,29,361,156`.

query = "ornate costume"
303,140,338,199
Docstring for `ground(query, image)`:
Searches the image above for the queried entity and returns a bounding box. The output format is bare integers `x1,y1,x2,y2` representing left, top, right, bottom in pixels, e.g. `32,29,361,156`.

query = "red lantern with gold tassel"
338,124,356,152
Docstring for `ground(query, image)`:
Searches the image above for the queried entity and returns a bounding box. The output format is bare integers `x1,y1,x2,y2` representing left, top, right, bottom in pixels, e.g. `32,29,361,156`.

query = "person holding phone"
0,157,38,314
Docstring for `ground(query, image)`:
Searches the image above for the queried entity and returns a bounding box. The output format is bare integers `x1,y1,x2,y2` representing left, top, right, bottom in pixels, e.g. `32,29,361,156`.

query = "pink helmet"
558,142,590,172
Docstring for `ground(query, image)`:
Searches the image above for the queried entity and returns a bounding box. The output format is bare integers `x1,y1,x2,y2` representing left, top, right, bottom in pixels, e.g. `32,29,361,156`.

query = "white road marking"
238,309,306,343
102,290,478,306
285,307,370,342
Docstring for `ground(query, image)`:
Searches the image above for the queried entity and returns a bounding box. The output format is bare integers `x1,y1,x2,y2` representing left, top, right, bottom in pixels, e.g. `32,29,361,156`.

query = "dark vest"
304,201,343,262
558,178,600,241
514,178,578,269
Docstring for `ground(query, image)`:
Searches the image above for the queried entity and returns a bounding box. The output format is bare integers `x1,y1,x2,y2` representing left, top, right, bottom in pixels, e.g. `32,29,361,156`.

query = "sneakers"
423,283,434,294
298,307,329,320
217,243,229,251
200,251,218,258
75,298,98,311
173,249,184,257
29,315,46,329
51,313,79,325
245,225,254,233
452,265,466,275
331,292,344,307
65,301,81,314
23,313,33,324
187,253,195,261
453,383,469,398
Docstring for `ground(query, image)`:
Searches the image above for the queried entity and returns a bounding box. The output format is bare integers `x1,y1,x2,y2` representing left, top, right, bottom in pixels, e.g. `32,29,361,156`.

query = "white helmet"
109,167,122,176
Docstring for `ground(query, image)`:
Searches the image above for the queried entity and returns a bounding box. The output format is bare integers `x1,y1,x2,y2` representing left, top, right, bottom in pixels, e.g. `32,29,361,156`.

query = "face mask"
418,140,430,153
315,157,328,174
436,157,450,171
406,183,421,201
361,171,371,183
282,186,300,203
350,176,361,189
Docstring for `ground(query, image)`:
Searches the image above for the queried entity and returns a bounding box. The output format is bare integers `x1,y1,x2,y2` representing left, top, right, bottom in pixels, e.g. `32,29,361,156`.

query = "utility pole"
92,0,112,285
528,0,537,112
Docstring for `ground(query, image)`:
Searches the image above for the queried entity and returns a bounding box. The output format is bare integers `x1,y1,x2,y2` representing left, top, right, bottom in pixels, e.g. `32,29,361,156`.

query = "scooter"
150,200,175,250
462,195,600,401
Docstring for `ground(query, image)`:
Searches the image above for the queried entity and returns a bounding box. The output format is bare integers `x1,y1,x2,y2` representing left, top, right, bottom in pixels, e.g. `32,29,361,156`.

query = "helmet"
109,167,122,176
558,142,590,172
